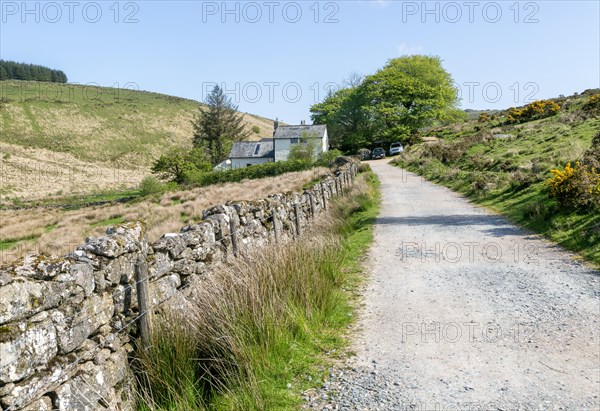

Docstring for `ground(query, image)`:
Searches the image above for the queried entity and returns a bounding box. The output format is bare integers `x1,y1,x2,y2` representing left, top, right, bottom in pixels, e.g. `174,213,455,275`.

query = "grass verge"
133,169,380,410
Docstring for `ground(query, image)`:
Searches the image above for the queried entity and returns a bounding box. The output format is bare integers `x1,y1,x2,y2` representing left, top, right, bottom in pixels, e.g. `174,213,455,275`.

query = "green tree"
311,56,463,151
0,60,67,83
192,85,250,166
362,55,462,143
151,147,211,183
311,86,372,153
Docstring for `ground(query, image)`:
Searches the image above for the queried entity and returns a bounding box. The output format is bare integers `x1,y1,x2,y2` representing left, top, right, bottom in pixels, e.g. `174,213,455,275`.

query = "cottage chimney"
300,120,306,125
272,117,278,161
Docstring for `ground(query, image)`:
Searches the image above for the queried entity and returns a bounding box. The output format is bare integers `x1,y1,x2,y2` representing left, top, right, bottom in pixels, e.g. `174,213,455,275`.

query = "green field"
0,80,274,200
0,80,273,162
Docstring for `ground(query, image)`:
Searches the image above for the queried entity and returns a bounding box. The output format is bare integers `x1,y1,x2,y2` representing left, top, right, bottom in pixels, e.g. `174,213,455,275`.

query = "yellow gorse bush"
546,162,600,211
582,93,600,112
547,162,575,193
506,100,561,124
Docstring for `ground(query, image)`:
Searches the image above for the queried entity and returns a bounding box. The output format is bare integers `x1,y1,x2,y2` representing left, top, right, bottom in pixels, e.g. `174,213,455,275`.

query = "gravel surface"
305,162,600,411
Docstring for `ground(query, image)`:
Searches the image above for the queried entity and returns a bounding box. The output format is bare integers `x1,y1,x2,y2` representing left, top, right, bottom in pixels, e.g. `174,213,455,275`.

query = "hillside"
394,89,600,265
0,80,275,201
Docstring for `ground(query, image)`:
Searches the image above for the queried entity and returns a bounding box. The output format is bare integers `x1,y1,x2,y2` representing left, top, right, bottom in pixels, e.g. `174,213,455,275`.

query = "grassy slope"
394,91,600,266
0,80,275,201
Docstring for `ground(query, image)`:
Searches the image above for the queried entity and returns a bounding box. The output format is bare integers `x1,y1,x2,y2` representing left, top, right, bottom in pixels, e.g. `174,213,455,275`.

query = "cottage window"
290,138,299,144
254,144,261,155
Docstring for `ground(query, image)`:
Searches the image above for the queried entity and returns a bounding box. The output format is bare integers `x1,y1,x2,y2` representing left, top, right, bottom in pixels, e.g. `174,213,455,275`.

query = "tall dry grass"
133,173,377,410
0,168,326,265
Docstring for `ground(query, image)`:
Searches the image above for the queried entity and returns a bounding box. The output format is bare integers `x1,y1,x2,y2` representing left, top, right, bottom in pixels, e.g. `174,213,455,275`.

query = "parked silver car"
389,142,404,156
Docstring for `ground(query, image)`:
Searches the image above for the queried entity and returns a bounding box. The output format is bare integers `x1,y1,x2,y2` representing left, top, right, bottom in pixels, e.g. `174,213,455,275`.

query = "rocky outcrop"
0,164,358,410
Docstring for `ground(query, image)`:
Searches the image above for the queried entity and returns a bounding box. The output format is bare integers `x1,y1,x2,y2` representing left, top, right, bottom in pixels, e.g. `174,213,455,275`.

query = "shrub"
138,176,166,196
523,201,558,226
184,160,313,187
470,172,488,193
288,140,318,162
152,147,212,183
510,169,537,191
425,142,466,164
478,112,491,123
315,150,343,167
582,93,600,113
581,132,600,172
546,162,600,211
357,163,372,173
506,100,560,124
251,125,261,134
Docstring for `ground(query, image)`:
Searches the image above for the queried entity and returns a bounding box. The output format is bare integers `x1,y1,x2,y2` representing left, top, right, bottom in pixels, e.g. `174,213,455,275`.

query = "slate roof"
228,141,274,159
273,124,327,139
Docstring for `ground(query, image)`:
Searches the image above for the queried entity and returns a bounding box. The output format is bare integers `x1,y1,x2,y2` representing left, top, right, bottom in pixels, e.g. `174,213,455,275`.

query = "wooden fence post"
321,182,328,211
229,217,239,257
272,210,279,243
135,259,152,350
308,192,316,218
294,203,302,236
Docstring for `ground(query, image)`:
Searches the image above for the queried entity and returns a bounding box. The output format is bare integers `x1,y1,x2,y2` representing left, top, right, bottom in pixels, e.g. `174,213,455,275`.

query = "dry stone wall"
0,163,358,410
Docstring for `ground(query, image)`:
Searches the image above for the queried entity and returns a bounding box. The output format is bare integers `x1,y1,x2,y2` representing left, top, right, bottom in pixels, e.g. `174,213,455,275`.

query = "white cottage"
223,138,274,169
218,121,329,169
273,122,328,162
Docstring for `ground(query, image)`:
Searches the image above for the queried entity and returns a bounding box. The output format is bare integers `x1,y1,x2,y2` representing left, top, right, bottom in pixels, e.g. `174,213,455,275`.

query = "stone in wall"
0,318,57,383
52,293,114,355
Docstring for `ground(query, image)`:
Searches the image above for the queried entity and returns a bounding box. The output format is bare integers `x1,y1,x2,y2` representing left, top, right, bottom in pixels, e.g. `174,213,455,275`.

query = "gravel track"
305,162,600,411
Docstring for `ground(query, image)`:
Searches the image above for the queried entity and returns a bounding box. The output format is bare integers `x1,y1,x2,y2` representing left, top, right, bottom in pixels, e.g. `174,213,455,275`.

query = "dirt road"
310,162,600,410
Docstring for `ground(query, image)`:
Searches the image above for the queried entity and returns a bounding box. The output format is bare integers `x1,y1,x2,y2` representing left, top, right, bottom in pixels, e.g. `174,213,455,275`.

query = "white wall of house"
229,157,272,169
274,139,291,162
274,136,327,162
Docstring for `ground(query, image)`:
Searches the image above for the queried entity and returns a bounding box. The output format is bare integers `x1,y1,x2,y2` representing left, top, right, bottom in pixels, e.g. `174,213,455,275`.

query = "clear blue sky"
2,1,599,123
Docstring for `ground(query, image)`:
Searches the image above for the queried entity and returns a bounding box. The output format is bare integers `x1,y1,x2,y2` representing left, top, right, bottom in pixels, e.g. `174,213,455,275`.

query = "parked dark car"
372,147,386,159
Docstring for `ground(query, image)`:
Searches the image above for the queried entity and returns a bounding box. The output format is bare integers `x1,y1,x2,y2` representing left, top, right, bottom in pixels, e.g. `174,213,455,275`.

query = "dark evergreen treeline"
0,60,68,83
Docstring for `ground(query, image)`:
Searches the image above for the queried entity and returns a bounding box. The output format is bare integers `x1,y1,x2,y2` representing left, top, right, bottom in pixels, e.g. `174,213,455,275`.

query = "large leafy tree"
311,56,463,152
192,85,250,166
311,83,372,152
362,55,461,144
